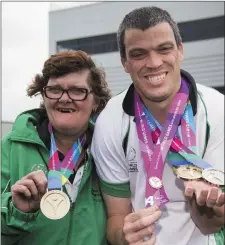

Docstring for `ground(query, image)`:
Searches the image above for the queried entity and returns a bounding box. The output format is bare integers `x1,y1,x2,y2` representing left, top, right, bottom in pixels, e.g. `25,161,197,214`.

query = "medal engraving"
148,177,163,189
176,165,202,180
202,168,225,186
40,190,70,220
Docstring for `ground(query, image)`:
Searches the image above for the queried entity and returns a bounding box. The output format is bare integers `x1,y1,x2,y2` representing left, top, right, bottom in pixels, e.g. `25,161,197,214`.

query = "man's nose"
145,52,163,69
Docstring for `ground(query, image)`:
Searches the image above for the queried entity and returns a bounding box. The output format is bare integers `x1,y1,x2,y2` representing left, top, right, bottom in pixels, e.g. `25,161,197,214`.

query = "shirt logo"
31,164,48,174
128,147,138,172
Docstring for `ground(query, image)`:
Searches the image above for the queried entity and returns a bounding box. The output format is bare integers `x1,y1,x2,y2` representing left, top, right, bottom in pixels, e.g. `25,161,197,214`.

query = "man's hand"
122,205,162,245
184,180,225,234
184,180,225,208
11,170,47,213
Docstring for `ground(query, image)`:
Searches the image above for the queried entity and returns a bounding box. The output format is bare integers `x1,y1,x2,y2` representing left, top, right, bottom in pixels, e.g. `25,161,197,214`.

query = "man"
91,6,224,245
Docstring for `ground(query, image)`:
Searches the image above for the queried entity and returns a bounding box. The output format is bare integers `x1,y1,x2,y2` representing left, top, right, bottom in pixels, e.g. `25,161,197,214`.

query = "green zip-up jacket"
1,109,107,245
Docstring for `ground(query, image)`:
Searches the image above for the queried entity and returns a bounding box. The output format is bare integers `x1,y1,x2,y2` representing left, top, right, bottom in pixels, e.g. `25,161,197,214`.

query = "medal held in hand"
40,123,86,220
41,190,70,220
202,168,225,186
176,165,202,180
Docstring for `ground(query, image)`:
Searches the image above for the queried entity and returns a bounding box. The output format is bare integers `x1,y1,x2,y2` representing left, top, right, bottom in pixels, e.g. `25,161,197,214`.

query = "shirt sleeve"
1,134,39,245
91,104,131,198
201,88,224,173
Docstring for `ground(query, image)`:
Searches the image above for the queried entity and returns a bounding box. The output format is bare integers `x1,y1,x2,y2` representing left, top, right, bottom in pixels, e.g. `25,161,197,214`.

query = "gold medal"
148,176,163,189
202,168,225,186
40,190,70,220
176,165,202,180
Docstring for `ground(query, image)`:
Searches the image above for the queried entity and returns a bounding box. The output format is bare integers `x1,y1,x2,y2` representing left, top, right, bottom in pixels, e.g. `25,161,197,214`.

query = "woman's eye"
48,88,61,94
70,89,85,95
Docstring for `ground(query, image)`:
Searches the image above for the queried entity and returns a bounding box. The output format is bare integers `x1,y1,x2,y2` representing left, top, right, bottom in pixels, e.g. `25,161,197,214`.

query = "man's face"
43,70,97,136
122,22,184,103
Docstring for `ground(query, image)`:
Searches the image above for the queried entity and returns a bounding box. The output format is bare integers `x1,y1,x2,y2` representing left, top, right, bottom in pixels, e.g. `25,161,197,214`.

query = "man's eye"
159,47,172,52
131,53,145,59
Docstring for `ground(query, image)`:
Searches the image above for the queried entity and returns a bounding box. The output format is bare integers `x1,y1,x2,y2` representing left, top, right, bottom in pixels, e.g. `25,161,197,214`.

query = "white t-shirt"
91,72,224,245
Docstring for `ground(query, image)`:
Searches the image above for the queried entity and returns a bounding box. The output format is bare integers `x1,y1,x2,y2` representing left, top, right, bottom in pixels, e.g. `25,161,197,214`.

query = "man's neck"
141,86,180,125
144,98,173,125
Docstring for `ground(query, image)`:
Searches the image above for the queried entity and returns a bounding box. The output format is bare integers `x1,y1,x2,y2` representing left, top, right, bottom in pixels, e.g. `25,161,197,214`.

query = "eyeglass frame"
43,85,93,101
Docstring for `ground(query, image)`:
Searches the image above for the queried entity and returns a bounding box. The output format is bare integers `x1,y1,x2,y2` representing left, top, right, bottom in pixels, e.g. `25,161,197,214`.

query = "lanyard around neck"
47,123,86,190
143,101,212,169
134,77,189,207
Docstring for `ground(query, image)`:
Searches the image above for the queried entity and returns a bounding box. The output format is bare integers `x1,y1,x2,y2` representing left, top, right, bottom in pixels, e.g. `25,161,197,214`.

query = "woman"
1,50,111,245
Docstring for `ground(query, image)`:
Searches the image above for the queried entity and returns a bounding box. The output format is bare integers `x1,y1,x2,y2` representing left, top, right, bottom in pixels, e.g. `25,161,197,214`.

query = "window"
56,15,224,55
57,33,117,55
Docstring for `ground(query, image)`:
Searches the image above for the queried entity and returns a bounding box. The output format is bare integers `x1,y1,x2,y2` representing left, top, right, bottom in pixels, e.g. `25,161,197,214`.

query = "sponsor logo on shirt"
128,147,138,172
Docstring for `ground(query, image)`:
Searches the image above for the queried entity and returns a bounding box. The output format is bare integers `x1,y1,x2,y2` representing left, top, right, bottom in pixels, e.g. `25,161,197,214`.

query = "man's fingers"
125,205,160,223
123,206,161,243
216,193,225,207
142,232,156,245
206,187,218,208
130,210,161,232
184,184,194,200
196,189,208,206
124,224,155,243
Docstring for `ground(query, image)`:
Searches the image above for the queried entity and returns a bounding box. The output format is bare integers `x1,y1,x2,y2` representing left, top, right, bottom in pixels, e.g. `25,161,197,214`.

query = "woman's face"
43,70,97,136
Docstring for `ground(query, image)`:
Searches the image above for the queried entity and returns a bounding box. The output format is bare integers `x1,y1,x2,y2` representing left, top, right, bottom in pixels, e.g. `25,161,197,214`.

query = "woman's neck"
54,131,82,155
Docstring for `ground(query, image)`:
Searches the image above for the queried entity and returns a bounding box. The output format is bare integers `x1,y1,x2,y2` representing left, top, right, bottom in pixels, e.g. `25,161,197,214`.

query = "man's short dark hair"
117,6,182,60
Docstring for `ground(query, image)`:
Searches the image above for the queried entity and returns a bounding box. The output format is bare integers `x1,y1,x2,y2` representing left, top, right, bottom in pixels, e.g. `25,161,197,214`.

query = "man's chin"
145,93,170,103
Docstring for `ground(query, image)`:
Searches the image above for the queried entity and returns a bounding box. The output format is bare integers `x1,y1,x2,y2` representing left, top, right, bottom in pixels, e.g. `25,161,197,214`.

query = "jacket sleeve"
1,134,39,245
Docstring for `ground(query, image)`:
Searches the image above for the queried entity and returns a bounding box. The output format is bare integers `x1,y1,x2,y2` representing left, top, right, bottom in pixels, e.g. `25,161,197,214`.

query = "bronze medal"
40,190,70,220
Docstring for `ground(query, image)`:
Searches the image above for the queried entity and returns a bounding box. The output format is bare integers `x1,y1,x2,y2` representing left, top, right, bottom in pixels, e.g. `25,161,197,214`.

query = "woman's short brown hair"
27,50,111,115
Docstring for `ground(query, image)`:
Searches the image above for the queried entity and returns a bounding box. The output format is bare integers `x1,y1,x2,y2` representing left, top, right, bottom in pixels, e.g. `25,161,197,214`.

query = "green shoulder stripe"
99,179,131,198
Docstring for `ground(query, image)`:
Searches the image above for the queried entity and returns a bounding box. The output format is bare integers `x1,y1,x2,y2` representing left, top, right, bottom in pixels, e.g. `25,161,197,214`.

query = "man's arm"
103,194,132,245
184,88,225,235
102,193,161,245
91,100,161,244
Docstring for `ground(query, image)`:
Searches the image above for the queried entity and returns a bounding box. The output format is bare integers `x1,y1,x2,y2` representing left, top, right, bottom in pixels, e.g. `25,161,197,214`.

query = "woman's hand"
11,170,47,213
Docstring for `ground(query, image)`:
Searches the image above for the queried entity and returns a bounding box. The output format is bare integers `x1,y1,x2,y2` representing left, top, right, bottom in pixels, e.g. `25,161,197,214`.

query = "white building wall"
1,121,13,138
49,2,224,95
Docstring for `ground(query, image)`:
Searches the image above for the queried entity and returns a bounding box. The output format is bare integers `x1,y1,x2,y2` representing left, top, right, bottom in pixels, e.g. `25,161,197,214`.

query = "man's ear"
121,57,129,73
178,42,184,61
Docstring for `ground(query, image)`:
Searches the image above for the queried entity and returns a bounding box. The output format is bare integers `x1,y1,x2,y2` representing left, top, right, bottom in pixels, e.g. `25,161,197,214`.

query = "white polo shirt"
91,70,224,245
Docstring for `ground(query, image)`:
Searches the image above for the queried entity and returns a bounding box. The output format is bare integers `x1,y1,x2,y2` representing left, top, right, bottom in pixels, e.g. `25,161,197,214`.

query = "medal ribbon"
144,98,212,169
135,78,190,208
47,123,86,191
